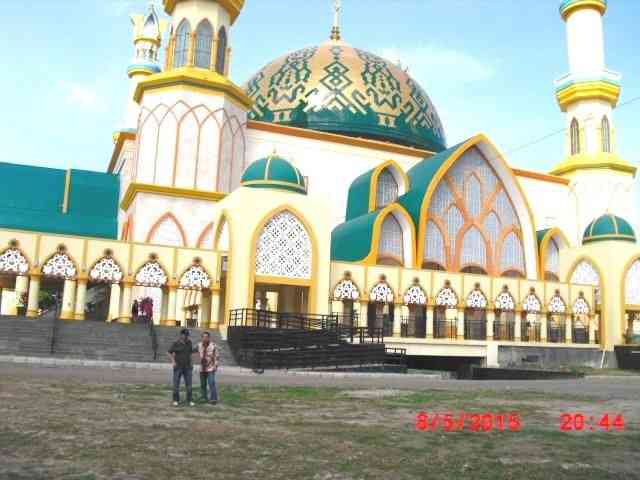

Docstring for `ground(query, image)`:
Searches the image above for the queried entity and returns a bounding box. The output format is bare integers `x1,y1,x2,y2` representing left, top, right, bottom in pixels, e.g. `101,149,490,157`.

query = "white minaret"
124,3,165,130
552,0,637,243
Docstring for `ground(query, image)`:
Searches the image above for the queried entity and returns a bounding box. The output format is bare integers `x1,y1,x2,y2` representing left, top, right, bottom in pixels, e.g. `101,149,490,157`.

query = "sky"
0,0,639,175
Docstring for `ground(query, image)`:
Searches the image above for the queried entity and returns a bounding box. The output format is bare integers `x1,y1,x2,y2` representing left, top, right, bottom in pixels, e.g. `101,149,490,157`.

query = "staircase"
0,315,236,366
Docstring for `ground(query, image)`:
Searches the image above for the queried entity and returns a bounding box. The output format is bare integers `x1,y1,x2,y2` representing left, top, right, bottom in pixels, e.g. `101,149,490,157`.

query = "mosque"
0,0,638,367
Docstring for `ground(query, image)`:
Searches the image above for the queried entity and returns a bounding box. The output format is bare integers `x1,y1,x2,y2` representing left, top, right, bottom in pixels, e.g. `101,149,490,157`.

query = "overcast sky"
1,0,639,176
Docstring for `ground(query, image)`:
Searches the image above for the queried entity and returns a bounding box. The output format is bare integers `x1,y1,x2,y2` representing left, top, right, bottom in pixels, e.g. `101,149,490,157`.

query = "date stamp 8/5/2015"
415,412,522,432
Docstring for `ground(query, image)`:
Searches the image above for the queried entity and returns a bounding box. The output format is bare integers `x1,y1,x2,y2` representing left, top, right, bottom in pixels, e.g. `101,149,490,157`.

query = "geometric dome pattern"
241,154,307,194
244,39,447,152
583,213,636,244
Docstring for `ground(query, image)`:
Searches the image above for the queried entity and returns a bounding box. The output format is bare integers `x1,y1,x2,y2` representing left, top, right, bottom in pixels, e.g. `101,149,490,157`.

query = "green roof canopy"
583,214,636,244
241,154,306,194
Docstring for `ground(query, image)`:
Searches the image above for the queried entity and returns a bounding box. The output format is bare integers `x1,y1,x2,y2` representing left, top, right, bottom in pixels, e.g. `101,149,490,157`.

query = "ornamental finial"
330,0,342,41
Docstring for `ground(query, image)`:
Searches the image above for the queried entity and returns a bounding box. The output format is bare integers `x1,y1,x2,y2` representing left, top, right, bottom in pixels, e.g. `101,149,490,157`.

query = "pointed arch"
570,118,580,155
369,160,409,211
196,222,215,249
435,283,458,307
135,260,168,287
497,229,525,277
459,225,488,272
215,26,227,74
466,286,488,309
194,19,213,69
369,281,394,304
215,215,231,251
538,227,570,281
89,256,124,284
403,282,427,305
601,116,611,153
423,220,446,270
333,275,361,301
623,257,640,306
0,247,30,275
416,134,538,279
41,251,77,280
179,263,212,290
368,204,415,268
146,212,187,247
173,19,192,68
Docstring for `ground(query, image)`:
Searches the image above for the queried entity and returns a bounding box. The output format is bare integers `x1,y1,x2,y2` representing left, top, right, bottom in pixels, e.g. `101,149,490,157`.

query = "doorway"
253,283,309,314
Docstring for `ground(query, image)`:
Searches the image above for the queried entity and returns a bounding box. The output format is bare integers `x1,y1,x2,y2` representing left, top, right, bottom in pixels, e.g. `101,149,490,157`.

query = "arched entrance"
367,278,394,337
547,291,567,343
464,284,487,340
332,272,360,327
134,257,168,325
522,288,542,342
87,254,123,322
41,247,77,318
179,260,212,328
623,259,640,344
0,244,30,316
251,210,314,319
434,282,458,339
402,279,427,338
494,286,515,341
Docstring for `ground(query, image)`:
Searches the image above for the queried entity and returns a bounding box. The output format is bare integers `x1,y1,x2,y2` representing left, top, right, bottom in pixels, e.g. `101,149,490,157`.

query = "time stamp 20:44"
415,412,627,432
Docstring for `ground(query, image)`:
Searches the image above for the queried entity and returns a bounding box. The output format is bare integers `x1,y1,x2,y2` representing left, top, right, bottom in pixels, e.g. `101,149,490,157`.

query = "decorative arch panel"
0,248,29,275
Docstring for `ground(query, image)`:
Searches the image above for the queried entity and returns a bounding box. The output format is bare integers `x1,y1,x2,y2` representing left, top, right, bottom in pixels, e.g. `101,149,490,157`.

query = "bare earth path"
1,363,640,480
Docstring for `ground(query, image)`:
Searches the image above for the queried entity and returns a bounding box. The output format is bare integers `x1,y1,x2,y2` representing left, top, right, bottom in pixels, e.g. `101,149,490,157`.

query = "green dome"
583,214,636,244
241,154,307,194
243,40,446,152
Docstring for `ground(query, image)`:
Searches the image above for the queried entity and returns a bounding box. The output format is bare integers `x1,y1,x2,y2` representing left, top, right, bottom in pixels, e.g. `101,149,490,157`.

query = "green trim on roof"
0,163,119,239
536,229,551,249
241,160,266,182
243,183,307,194
267,157,300,184
397,141,465,227
331,209,381,262
345,169,374,221
583,214,636,244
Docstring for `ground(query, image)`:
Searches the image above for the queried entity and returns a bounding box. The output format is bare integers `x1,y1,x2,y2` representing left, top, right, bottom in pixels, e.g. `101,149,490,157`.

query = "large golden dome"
244,39,447,152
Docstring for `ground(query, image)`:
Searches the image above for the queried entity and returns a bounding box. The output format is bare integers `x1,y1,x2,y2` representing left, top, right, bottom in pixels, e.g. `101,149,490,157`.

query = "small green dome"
241,154,307,194
583,214,636,244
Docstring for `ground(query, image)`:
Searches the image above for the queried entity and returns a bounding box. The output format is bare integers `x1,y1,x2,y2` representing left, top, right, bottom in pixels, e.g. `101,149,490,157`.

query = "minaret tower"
117,0,253,248
125,3,166,129
552,0,637,241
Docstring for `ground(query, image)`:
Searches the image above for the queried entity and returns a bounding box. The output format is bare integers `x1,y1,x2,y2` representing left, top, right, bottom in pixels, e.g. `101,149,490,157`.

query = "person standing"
132,299,139,324
197,332,219,405
144,297,154,325
168,329,196,406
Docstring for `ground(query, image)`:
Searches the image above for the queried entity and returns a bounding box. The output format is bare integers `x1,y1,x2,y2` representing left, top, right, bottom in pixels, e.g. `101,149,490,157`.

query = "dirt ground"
1,363,639,479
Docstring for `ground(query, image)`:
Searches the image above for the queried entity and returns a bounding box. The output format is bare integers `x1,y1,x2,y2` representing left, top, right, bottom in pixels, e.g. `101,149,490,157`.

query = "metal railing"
547,322,566,343
464,315,486,340
400,316,427,338
434,319,457,339
493,320,515,341
49,298,62,355
572,324,589,344
521,322,541,342
229,308,341,331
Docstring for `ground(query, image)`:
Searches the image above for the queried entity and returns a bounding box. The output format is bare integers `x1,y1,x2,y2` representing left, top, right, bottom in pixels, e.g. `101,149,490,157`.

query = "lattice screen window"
424,221,446,268
404,285,427,305
135,261,168,287
180,265,211,290
0,248,29,275
500,232,525,275
435,287,458,307
601,116,611,153
42,253,77,279
255,211,312,279
378,214,404,263
425,147,524,275
545,238,560,277
90,257,123,284
376,169,399,208
625,260,640,305
466,289,488,308
461,227,486,271
370,282,394,303
573,297,590,315
334,280,360,301
495,291,515,311
173,21,191,68
549,294,567,313
523,294,541,313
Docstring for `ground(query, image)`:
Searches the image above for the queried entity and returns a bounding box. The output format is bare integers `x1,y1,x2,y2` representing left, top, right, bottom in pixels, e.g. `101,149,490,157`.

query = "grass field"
1,374,639,479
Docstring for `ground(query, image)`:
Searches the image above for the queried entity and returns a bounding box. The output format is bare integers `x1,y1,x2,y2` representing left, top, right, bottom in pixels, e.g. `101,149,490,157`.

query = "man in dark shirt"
168,329,196,406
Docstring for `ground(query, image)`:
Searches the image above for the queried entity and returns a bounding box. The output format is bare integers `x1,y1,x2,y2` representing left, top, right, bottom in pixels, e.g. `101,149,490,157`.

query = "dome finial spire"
330,0,342,41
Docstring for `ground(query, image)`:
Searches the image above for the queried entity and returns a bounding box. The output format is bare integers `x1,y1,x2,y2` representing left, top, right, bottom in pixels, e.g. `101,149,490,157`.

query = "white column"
566,316,573,343
27,274,41,318
73,278,88,321
486,310,495,341
15,275,29,315
589,315,596,344
457,307,465,340
394,305,406,337
359,301,368,328
108,283,121,322
426,305,434,339
60,279,77,321
540,313,548,342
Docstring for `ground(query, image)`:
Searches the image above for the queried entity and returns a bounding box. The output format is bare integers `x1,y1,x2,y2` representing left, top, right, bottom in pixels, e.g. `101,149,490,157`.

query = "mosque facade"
0,0,638,366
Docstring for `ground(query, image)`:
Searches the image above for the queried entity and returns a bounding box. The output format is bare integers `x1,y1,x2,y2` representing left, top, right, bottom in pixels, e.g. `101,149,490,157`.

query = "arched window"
135,261,168,287
255,211,312,279
0,248,29,275
147,214,185,247
570,260,600,305
173,20,192,68
545,237,560,282
570,118,581,155
625,259,640,305
376,169,399,208
89,257,123,284
425,147,524,275
42,252,77,279
215,27,227,74
194,20,213,69
180,264,211,290
601,116,611,153
377,214,404,266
